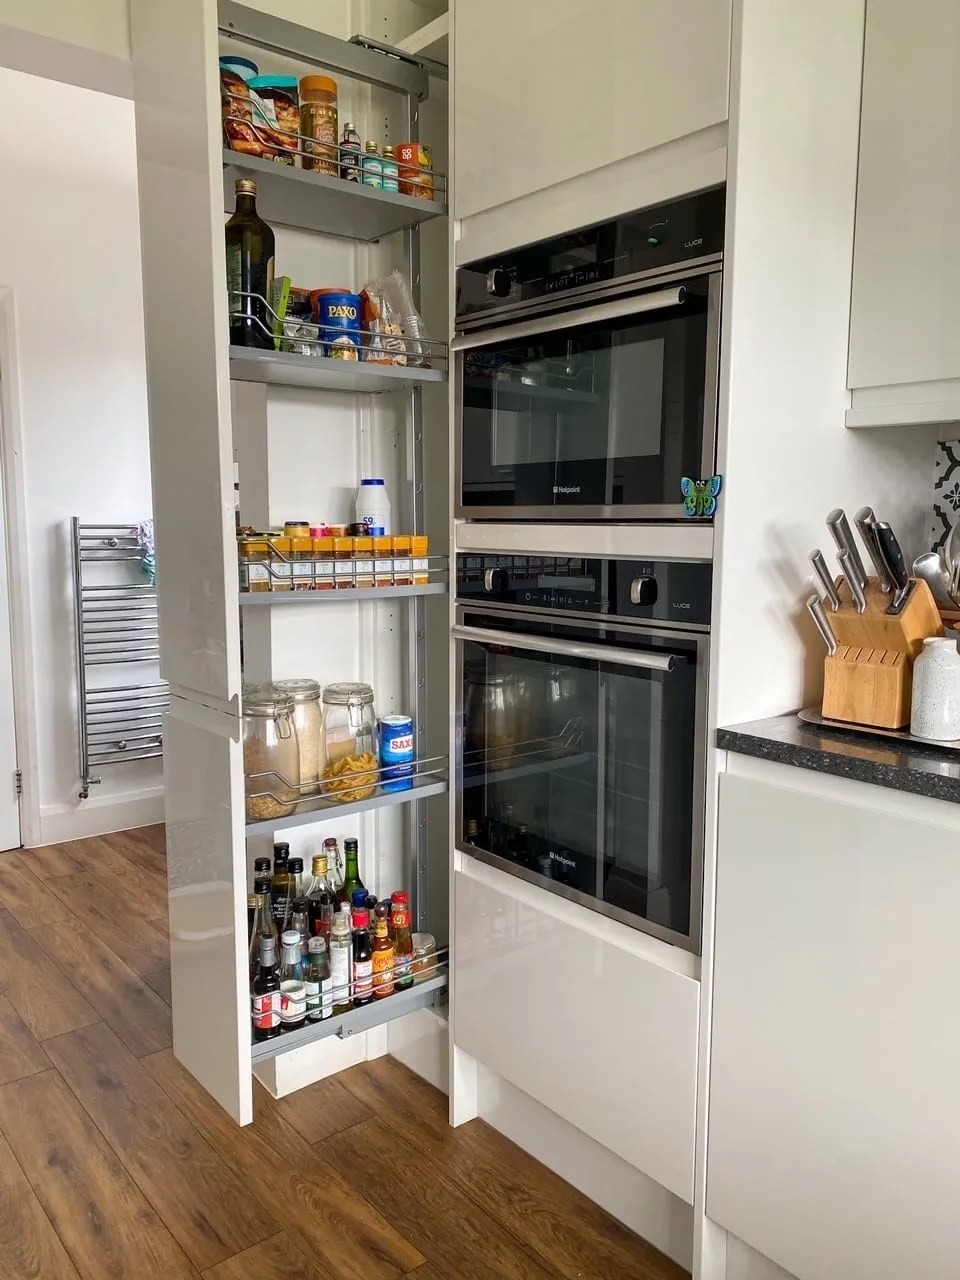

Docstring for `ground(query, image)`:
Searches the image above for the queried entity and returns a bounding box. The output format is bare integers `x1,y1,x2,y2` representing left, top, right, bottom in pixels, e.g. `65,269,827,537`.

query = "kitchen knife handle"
838,549,867,613
826,509,867,590
873,521,909,592
853,506,893,594
806,593,838,655
809,550,841,610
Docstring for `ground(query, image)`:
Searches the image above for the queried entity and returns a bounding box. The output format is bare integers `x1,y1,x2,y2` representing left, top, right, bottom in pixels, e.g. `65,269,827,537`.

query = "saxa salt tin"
379,715,414,792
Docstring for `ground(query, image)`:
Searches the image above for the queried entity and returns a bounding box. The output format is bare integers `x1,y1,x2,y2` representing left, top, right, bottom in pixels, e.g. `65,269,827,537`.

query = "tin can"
310,290,362,360
379,715,414,792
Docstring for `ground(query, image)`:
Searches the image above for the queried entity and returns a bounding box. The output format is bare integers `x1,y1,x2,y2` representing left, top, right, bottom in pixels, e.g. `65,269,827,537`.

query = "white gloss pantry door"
131,0,241,709
165,696,251,1124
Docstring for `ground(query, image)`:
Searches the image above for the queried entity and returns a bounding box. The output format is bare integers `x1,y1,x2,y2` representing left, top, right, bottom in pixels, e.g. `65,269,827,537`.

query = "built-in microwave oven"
453,186,724,522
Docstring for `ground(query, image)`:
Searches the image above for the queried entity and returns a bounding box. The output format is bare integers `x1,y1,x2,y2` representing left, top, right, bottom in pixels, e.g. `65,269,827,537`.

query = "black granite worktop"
717,713,960,804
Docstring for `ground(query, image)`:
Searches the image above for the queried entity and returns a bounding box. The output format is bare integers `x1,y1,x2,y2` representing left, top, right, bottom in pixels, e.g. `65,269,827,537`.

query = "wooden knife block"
820,577,942,729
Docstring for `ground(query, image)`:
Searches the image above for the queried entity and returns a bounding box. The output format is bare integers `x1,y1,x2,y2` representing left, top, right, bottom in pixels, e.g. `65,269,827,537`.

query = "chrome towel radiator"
71,519,168,799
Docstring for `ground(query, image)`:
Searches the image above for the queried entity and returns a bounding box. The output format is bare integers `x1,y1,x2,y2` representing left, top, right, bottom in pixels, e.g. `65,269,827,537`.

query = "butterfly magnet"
680,475,722,518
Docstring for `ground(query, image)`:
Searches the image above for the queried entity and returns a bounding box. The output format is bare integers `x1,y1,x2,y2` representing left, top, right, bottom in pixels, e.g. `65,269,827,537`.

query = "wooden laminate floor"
0,826,688,1280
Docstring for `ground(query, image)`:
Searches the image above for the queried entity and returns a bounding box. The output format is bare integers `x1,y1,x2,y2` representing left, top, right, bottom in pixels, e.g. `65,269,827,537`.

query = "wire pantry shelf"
229,292,448,374
239,543,448,597
245,751,449,835
71,519,168,799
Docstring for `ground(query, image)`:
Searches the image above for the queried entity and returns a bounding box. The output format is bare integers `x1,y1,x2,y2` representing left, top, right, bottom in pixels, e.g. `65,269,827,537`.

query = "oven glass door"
457,273,718,518
455,609,705,950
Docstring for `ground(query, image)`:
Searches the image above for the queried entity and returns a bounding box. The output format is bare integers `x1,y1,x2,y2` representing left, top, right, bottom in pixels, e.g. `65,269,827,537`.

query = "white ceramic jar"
910,636,960,740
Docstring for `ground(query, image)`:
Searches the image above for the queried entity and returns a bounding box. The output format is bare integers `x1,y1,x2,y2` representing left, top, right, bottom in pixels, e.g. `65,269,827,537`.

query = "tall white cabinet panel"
165,697,251,1124
708,769,960,1280
452,0,730,223
132,0,241,706
847,0,960,426
454,864,699,1203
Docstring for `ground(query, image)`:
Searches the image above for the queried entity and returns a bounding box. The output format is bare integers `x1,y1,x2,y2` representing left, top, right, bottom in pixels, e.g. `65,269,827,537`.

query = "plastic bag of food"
361,286,406,366
361,271,430,367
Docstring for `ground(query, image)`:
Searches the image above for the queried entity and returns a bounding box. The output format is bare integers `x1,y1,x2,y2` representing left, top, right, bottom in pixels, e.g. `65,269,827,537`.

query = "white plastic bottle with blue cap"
355,477,392,536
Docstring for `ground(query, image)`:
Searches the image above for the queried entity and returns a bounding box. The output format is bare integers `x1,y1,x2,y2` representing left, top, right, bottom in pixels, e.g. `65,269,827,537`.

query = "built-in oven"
454,552,711,952
454,186,724,522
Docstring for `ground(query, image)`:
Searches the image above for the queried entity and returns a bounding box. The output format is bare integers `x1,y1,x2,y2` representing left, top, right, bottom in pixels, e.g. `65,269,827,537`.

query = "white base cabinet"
708,761,960,1280
453,859,700,1204
847,0,960,427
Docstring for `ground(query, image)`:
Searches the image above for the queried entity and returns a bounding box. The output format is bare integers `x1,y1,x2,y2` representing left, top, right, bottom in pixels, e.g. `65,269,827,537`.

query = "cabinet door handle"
451,287,685,351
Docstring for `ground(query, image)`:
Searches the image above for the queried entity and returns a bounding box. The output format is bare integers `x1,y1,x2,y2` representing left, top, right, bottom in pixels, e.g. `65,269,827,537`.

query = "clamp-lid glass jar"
274,678,323,793
321,682,378,802
243,684,300,820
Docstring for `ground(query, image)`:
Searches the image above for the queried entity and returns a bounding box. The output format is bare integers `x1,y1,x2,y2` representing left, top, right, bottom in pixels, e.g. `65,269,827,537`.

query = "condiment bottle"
333,535,355,589
361,140,383,188
340,121,361,182
352,909,373,1005
372,918,395,998
381,144,399,193
391,902,414,990
306,936,332,1021
300,75,338,175
330,911,352,1015
251,935,281,1041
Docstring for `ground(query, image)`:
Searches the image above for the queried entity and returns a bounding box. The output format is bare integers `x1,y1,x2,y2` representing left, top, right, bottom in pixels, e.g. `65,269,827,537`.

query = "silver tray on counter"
798,707,960,753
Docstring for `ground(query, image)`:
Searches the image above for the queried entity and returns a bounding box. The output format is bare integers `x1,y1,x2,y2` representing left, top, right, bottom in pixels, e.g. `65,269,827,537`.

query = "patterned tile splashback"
933,440,960,552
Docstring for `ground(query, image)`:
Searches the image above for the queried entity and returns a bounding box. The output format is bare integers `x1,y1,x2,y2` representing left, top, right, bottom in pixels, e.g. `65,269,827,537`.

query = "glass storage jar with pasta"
243,684,300,821
274,678,323,794
321,682,378,802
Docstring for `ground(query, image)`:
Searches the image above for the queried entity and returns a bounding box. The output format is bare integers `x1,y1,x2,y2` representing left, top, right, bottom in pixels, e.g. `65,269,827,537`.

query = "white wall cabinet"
453,0,730,230
847,0,960,427
707,763,960,1280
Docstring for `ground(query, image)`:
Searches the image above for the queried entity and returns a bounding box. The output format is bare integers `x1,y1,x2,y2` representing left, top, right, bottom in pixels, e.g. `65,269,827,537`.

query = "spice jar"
243,684,300,820
381,145,399,193
333,535,355,589
300,75,338,174
274,678,323,793
412,534,430,585
354,536,374,588
321,682,378,803
312,535,335,590
373,535,393,587
271,536,293,591
412,933,437,982
391,535,412,585
239,535,271,593
291,536,314,590
284,520,309,538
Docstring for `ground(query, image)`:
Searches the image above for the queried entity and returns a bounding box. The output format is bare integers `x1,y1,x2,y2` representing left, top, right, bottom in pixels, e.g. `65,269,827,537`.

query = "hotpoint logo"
552,484,581,496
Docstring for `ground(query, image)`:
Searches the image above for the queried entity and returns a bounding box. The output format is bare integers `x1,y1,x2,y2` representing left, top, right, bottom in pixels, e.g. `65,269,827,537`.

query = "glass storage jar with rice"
321,683,378,802
274,678,323,794
243,685,300,820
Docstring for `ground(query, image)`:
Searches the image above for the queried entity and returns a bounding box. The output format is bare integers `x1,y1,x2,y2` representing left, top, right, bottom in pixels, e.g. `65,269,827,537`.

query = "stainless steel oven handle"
452,625,676,672
450,286,685,351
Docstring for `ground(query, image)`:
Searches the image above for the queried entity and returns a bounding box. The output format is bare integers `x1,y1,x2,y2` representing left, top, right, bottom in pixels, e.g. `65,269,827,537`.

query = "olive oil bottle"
225,177,275,349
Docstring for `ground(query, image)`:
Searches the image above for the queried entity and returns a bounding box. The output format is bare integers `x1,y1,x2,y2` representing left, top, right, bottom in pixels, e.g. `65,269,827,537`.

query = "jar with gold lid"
239,535,271,593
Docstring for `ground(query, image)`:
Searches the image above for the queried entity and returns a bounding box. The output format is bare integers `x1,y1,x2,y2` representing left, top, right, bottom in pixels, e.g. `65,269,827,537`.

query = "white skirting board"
477,1063,694,1272
38,787,164,845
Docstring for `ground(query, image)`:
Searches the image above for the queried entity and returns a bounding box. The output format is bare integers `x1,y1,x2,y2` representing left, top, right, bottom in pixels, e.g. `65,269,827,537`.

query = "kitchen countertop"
717,713,960,804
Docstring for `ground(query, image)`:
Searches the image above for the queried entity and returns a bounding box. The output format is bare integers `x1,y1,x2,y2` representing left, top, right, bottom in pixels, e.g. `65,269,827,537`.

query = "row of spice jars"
244,680,380,820
238,532,431,593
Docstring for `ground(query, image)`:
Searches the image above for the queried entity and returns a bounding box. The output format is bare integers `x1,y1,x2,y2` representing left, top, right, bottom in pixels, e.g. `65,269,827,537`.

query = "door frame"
0,288,40,847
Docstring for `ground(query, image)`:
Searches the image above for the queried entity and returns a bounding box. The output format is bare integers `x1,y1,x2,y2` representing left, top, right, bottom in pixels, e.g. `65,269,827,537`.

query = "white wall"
0,67,160,843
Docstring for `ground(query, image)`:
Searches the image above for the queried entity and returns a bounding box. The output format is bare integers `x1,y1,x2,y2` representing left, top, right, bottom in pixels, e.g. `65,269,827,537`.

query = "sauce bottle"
372,918,395,998
352,909,374,1006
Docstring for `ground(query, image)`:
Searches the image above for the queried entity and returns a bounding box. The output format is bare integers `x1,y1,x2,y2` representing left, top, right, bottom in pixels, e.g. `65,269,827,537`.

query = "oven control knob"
630,575,658,606
483,567,507,593
486,268,511,298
